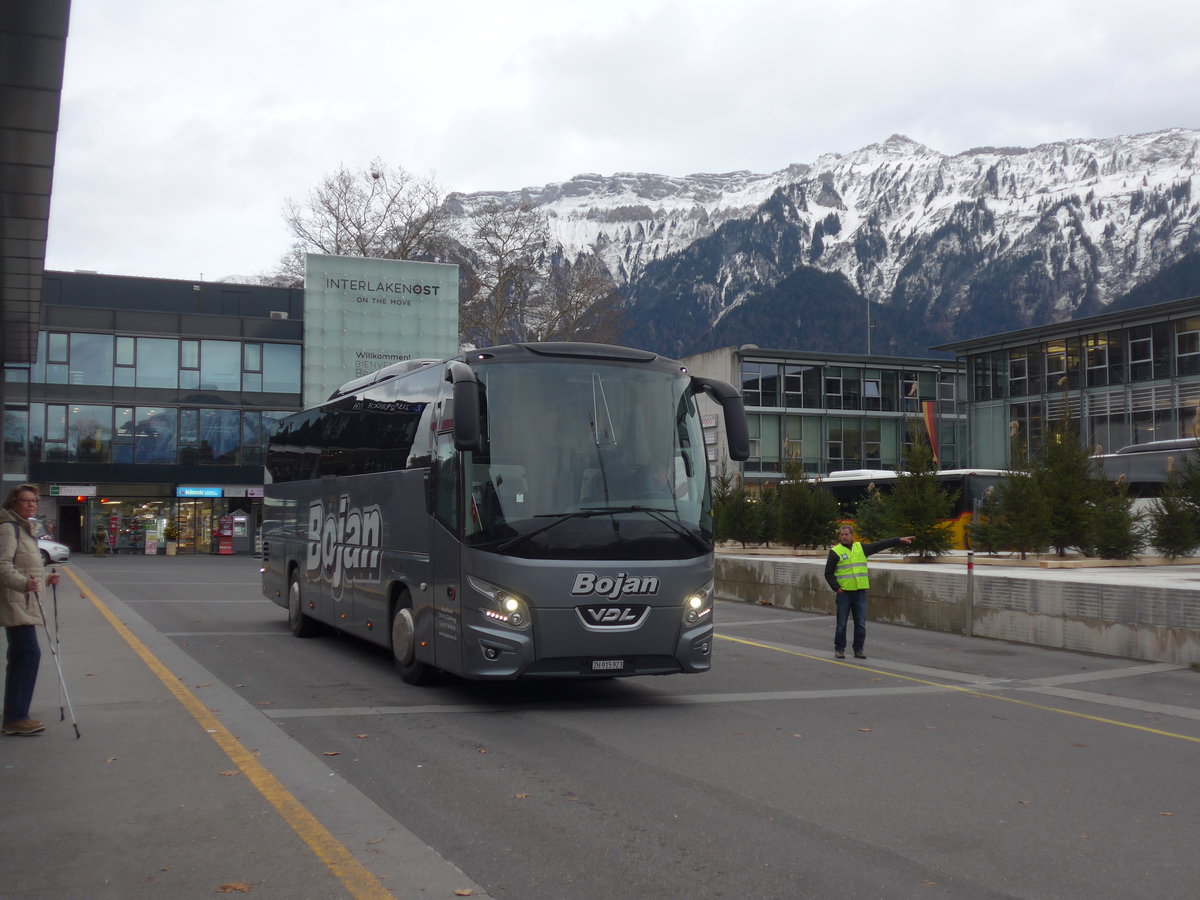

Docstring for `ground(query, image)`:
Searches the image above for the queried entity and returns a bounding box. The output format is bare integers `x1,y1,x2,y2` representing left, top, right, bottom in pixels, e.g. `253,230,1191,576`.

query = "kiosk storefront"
49,484,263,555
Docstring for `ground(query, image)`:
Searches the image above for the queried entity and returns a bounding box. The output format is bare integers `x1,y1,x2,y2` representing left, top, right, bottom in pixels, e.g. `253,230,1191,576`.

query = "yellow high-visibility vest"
833,542,869,590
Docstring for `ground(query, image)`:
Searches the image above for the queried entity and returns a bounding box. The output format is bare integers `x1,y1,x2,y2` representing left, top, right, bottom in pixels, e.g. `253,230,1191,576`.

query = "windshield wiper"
492,510,615,553
491,506,709,554
577,505,710,553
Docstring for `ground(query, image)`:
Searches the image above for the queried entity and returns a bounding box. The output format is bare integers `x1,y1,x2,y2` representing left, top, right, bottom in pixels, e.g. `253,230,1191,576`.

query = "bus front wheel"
391,604,435,685
288,571,321,638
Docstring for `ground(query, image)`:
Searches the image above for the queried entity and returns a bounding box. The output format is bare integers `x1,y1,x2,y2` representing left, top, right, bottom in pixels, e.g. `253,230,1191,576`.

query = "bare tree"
536,251,626,344
457,202,550,347
272,158,451,284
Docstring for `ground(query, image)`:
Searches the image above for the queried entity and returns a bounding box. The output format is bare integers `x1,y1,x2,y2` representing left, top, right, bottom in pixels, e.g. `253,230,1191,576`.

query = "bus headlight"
682,582,713,626
468,575,532,630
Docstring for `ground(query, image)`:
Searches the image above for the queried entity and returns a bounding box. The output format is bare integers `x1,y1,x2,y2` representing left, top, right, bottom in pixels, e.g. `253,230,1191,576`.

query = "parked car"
37,536,70,565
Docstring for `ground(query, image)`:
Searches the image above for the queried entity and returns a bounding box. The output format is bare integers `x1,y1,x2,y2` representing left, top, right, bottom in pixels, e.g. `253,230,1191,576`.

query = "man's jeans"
4,624,41,722
834,589,867,653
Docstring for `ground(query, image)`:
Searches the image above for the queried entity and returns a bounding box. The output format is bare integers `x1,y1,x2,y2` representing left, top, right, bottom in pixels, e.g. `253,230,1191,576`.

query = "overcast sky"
44,0,1200,282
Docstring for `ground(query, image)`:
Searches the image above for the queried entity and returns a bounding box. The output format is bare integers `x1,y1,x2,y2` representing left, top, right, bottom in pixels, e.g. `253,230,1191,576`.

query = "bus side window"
431,432,459,533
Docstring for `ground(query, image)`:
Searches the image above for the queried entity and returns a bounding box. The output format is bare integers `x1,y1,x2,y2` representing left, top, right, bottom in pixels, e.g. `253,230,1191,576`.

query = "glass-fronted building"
681,346,966,483
2,271,304,554
938,295,1200,468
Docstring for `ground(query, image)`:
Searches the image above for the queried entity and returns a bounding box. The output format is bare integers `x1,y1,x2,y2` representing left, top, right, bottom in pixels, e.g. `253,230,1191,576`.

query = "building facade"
2,271,305,553
681,346,966,483
938,295,1200,469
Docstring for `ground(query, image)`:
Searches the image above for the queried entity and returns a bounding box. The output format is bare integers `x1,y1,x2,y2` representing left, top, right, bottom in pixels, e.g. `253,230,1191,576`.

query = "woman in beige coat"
1,484,61,736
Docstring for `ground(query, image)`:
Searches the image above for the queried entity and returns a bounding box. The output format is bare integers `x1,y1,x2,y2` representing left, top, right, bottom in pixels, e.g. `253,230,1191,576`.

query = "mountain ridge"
446,127,1200,356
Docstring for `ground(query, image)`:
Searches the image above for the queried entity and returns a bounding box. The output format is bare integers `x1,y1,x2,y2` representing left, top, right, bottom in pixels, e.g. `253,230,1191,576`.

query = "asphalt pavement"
0,555,487,900
5,552,1199,899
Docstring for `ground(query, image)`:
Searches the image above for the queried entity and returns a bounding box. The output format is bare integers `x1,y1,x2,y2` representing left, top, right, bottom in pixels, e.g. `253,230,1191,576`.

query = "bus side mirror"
450,366,481,451
691,376,750,462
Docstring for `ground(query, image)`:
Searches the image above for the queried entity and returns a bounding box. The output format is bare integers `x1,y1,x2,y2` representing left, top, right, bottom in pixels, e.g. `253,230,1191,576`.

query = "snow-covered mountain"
446,128,1200,356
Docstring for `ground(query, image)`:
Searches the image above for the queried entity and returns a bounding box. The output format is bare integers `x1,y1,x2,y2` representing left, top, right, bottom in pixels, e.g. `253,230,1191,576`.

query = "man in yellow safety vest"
823,524,913,659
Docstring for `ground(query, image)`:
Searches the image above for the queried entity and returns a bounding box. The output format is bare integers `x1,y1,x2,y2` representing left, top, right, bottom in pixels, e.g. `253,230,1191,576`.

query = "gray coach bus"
261,342,749,684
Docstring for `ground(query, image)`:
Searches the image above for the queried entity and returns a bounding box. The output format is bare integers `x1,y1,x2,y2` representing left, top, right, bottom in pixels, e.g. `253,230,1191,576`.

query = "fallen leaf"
478,748,488,754
258,701,273,706
922,881,938,887
356,734,369,739
454,891,474,897
924,725,937,730
367,838,384,845
217,883,254,893
323,751,340,757
792,733,802,738
106,757,118,763
196,683,212,688
220,770,240,777
1160,811,1174,816
514,793,530,799
858,728,872,733
1018,800,1032,805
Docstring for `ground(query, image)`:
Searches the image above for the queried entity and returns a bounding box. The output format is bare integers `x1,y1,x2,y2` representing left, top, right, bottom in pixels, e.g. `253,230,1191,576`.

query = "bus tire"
288,569,321,638
391,601,435,685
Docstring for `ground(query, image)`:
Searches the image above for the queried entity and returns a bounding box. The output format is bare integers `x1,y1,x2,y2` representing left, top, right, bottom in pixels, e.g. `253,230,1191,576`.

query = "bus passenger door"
428,431,463,674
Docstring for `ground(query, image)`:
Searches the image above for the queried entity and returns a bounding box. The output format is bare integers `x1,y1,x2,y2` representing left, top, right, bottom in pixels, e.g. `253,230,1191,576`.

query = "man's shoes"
3,719,45,736
854,651,867,659
834,650,845,659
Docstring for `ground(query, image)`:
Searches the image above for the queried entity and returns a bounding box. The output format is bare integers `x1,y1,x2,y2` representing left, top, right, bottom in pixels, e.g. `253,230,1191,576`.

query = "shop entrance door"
177,500,214,554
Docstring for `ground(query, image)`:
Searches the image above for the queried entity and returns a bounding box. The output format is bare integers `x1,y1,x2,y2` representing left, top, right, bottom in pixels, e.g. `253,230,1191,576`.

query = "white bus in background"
261,342,749,684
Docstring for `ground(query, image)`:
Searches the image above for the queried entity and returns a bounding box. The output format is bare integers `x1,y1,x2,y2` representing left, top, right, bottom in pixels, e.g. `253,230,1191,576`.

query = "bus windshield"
462,360,711,559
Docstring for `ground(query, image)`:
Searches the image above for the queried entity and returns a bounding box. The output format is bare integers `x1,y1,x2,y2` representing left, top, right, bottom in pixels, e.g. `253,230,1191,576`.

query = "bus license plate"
592,659,625,671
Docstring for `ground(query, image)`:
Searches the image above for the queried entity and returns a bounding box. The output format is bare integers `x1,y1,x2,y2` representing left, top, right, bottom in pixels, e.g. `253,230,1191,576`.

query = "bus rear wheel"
288,571,321,638
391,604,435,685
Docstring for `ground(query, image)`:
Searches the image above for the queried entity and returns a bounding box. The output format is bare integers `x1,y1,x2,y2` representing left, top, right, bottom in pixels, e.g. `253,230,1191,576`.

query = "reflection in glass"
136,338,178,388
200,408,240,464
70,333,114,386
263,344,301,393
69,404,112,463
135,407,177,464
201,340,241,391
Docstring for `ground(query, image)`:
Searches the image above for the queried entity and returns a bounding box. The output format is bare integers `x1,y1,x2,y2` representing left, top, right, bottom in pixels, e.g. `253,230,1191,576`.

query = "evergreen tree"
883,436,955,559
716,479,759,548
1031,413,1099,556
756,481,780,547
1090,479,1143,559
853,483,896,543
776,461,839,549
1147,468,1200,559
989,469,1053,560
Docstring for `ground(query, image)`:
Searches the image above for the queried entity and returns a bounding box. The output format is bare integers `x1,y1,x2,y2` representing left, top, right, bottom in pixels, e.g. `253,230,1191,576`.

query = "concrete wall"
715,555,1200,665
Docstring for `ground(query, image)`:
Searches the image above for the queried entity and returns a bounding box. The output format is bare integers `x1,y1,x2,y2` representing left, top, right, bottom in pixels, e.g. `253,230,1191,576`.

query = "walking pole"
32,590,80,739
51,570,63,718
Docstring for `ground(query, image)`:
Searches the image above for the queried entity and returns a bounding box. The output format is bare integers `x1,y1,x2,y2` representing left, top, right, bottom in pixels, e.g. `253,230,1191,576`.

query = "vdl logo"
307,495,383,596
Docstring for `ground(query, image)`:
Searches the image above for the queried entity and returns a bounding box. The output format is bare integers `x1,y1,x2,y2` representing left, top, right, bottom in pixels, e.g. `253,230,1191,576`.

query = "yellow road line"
65,568,396,900
717,632,1200,744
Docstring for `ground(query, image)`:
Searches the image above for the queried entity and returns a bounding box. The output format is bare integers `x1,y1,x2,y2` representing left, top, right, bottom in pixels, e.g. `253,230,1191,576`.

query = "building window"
68,404,112,463
784,364,819,408
136,338,178,389
1008,349,1028,396
1128,323,1171,381
243,343,263,392
1176,318,1200,376
200,340,241,392
262,344,301,394
824,370,843,409
3,406,28,475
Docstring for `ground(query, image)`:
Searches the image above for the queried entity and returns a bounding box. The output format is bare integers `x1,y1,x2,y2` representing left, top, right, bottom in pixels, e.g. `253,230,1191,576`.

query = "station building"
3,271,305,553
681,345,966,484
937,294,1200,470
